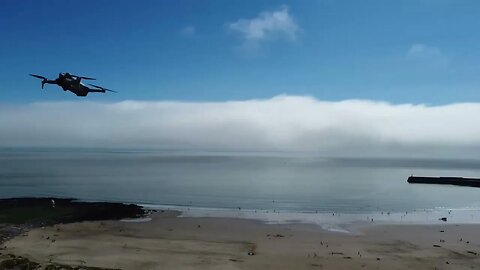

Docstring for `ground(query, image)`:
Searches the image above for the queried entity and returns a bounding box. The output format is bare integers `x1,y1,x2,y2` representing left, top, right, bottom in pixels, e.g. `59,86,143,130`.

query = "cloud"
407,43,448,68
2,96,480,158
227,6,300,49
407,44,441,58
180,26,196,37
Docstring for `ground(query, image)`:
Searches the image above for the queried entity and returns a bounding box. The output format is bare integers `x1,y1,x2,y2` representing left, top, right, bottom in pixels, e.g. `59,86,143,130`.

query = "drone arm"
42,80,57,89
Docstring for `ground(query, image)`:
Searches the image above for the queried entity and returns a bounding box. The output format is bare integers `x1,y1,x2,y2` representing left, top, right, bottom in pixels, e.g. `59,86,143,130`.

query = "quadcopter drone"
30,73,116,97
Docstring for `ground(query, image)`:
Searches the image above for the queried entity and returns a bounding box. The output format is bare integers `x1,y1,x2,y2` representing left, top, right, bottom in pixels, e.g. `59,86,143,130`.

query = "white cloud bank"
227,6,300,48
1,95,480,157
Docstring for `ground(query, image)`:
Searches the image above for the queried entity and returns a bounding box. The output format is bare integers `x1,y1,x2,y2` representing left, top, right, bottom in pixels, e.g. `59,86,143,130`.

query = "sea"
2,148,480,230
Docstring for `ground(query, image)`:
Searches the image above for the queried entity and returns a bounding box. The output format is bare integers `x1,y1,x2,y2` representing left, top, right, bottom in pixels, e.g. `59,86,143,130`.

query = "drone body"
30,73,116,97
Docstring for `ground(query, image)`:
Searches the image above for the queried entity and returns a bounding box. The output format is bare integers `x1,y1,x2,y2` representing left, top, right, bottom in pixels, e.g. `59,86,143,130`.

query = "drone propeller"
88,84,117,93
30,74,47,80
29,74,48,89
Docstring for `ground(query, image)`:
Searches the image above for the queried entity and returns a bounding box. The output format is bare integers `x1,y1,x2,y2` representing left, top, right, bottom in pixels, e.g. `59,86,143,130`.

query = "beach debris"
376,258,381,261
343,256,352,259
440,239,445,243
331,252,344,255
197,225,201,228
467,241,470,244
439,217,447,222
467,251,477,255
446,261,450,264
247,251,255,256
433,245,441,248
266,233,284,238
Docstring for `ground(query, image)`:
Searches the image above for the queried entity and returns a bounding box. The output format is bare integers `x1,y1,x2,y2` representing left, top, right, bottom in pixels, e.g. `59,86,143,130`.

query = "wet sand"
3,211,480,269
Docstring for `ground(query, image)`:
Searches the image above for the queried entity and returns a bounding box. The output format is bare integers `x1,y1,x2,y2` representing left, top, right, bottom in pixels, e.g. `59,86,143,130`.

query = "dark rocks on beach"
0,257,40,269
0,253,122,270
0,197,147,246
247,251,255,256
0,198,146,226
439,217,447,222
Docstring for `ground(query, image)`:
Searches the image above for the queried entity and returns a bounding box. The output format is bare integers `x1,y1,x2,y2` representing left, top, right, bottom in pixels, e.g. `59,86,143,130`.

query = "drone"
30,73,116,97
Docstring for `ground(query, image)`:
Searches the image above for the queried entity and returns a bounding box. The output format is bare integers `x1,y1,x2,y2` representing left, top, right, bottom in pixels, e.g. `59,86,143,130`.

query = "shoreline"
143,203,480,234
3,197,480,269
3,210,480,269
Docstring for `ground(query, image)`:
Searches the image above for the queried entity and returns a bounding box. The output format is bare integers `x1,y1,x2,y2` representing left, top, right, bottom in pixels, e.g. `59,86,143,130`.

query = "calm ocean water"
2,148,480,215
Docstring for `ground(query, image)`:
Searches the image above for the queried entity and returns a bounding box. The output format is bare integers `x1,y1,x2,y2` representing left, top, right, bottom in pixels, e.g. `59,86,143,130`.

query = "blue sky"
1,0,479,104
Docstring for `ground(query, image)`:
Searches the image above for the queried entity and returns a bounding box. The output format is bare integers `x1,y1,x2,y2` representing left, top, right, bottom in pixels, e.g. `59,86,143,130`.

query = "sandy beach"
2,210,480,270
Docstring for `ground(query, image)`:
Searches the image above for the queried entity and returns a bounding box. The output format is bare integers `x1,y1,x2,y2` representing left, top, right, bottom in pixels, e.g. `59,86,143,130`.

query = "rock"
439,217,447,222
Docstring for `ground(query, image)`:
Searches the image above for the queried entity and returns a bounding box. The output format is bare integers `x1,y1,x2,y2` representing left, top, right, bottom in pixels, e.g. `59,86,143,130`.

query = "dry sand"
3,211,480,269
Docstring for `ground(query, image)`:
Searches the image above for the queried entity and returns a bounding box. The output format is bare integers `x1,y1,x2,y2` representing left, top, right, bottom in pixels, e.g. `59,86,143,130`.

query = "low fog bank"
1,95,479,158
